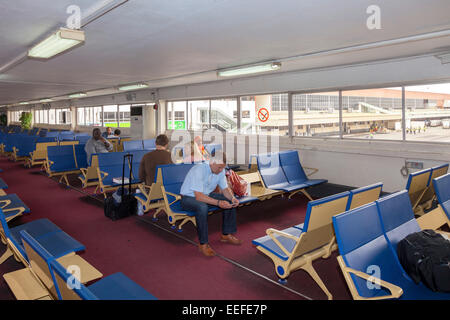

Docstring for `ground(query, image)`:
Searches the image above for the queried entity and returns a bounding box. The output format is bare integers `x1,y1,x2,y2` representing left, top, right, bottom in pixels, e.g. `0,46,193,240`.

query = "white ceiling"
1,0,450,105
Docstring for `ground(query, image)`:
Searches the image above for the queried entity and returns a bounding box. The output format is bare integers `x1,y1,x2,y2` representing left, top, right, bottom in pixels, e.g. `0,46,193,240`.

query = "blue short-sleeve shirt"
180,162,228,197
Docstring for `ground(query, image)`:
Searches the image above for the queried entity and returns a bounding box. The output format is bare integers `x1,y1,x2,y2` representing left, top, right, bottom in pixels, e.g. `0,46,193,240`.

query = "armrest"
165,191,182,203
0,199,12,208
265,228,299,257
337,256,403,300
303,167,319,177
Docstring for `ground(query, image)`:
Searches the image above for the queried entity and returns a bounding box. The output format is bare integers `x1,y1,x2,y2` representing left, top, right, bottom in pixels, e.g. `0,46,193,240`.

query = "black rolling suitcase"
104,153,137,221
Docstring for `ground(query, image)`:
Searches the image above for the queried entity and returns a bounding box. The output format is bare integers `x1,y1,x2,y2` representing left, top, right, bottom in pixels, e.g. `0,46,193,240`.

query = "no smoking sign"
258,107,269,122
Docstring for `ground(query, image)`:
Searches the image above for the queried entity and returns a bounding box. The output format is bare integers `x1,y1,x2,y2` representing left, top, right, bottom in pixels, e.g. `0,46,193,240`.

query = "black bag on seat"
104,153,137,221
397,229,450,292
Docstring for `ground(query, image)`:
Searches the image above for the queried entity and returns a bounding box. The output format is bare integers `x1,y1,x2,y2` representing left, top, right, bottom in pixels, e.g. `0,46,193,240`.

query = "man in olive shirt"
139,134,173,185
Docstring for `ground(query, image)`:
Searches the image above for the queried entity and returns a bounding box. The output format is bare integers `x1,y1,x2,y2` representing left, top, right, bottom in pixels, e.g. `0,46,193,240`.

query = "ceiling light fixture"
39,99,53,102
19,102,29,105
28,28,85,59
217,62,281,77
118,83,149,91
69,93,87,98
435,52,450,64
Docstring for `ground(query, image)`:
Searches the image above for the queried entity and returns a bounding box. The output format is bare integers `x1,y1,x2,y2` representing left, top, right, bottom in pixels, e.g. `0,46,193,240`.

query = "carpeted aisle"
1,157,346,300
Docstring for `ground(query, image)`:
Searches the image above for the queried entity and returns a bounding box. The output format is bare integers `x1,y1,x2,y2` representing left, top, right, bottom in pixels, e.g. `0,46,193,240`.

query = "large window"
119,104,131,128
240,94,288,135
341,88,402,140
292,92,340,137
405,83,450,142
84,107,102,126
48,109,56,125
103,105,118,128
56,108,71,125
167,101,187,130
211,98,237,133
77,107,102,126
188,100,209,130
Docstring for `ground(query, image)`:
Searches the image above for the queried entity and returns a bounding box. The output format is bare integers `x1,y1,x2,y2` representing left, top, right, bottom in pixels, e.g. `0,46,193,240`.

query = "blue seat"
333,197,450,300
0,208,85,264
279,150,327,187
123,140,144,152
252,191,350,299
143,139,156,150
129,150,147,180
257,151,326,199
36,137,57,143
45,131,59,138
75,135,90,144
433,173,450,221
346,182,383,211
97,152,140,195
74,144,88,169
47,145,78,173
50,256,157,300
0,193,31,220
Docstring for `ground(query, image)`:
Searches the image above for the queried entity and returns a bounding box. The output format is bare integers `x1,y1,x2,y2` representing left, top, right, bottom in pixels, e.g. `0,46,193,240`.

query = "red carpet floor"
0,157,352,300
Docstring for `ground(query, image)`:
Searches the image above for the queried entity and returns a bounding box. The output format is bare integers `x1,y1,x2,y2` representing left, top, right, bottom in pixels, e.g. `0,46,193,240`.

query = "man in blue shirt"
180,151,241,256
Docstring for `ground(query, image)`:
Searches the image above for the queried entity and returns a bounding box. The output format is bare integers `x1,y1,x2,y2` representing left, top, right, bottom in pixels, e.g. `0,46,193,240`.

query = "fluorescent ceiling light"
28,28,85,59
118,83,149,91
217,62,281,77
19,102,29,105
39,99,53,102
435,53,450,64
69,93,87,98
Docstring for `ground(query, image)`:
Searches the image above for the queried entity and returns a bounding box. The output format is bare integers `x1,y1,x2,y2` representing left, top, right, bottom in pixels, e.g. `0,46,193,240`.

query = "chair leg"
0,247,13,264
301,261,333,300
152,207,163,220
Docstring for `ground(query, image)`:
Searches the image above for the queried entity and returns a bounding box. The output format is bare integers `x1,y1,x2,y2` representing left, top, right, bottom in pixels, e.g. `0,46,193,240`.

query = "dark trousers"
180,193,237,244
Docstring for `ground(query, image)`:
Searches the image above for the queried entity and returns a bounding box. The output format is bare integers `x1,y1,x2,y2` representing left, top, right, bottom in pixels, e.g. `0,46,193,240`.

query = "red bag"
226,170,248,197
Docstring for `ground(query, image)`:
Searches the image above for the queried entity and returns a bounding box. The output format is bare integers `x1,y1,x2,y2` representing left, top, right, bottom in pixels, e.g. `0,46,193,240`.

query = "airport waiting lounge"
0,0,449,311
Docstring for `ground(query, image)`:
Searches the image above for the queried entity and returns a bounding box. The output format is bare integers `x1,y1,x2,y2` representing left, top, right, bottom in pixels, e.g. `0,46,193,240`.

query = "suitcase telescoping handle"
121,153,133,197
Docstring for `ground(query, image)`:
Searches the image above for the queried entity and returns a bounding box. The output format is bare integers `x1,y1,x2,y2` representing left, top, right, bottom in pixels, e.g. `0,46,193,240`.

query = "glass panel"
103,105,118,128
240,94,288,135
85,107,102,126
167,101,186,130
342,88,402,140
405,83,450,142
187,100,210,130
43,109,48,124
49,109,56,125
77,108,85,126
119,104,130,128
292,92,340,137
211,98,237,133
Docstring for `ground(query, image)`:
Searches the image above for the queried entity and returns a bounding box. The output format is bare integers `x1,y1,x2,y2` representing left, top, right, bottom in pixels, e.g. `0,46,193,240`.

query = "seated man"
139,134,173,185
85,128,113,164
180,151,241,257
102,127,112,138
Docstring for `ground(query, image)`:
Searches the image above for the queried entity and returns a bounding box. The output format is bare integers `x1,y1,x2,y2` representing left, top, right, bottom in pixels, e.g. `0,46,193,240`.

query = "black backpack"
104,153,137,221
397,229,450,292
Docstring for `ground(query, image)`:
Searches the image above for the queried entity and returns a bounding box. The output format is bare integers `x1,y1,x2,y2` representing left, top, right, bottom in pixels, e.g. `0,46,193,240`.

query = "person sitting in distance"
102,127,112,138
139,134,173,186
85,128,113,165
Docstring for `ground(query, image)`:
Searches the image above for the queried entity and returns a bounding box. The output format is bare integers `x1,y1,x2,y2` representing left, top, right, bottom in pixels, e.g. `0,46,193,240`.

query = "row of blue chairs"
333,188,450,300
252,150,327,200
96,150,149,196
123,139,156,152
0,207,156,300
